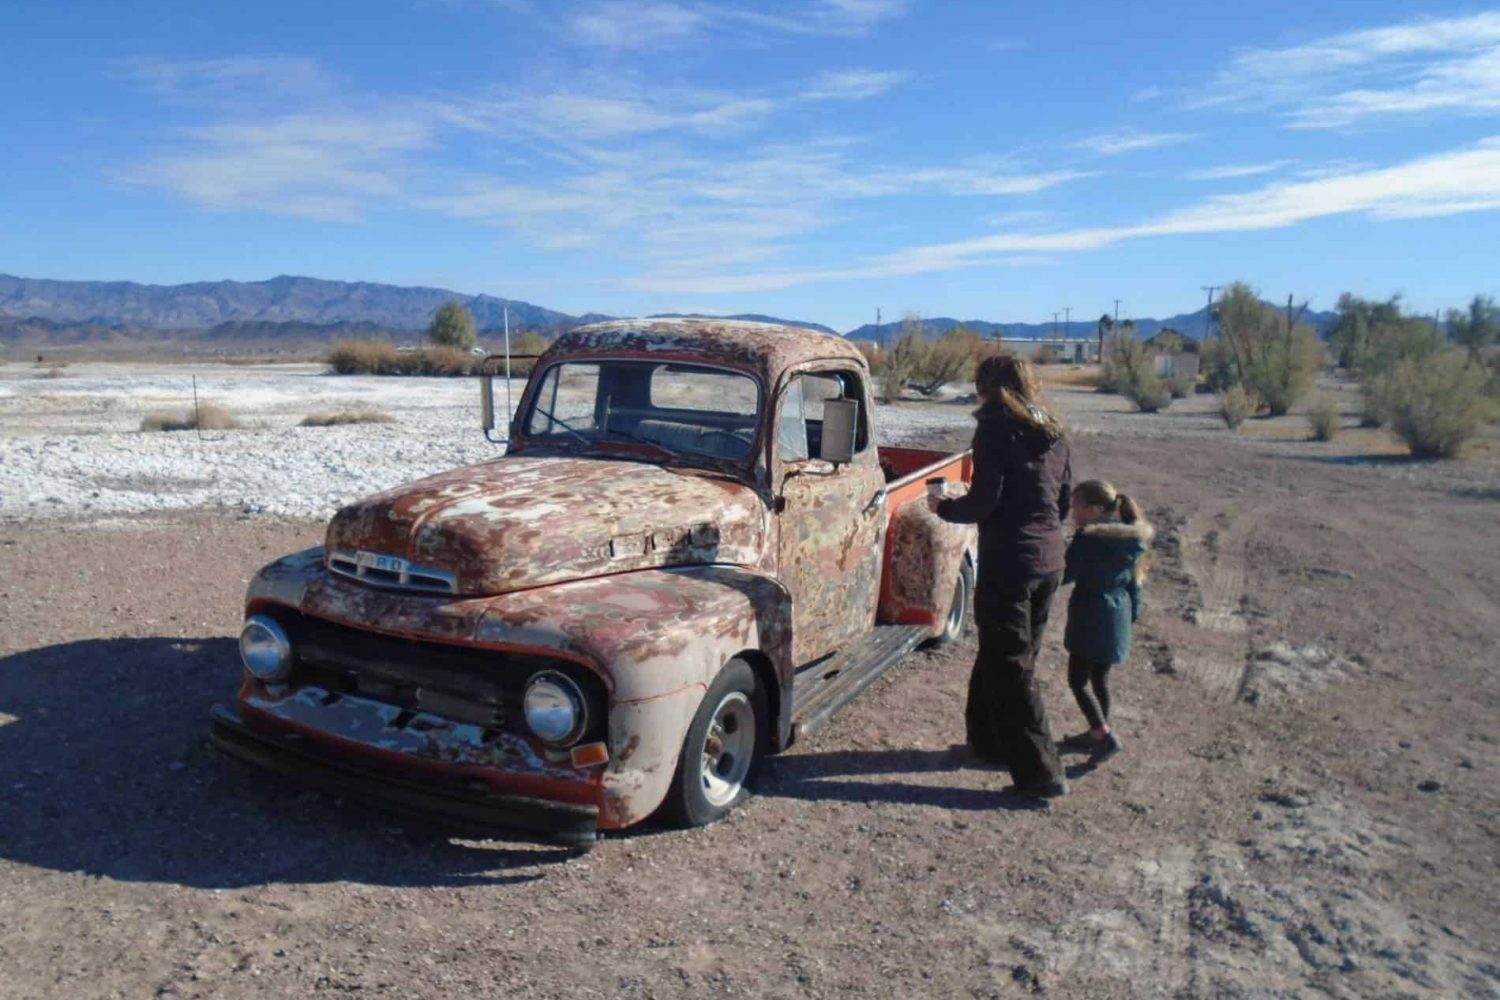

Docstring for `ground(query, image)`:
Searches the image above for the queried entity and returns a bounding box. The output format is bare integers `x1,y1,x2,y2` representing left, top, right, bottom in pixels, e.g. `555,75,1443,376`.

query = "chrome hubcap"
946,573,967,635
700,691,754,807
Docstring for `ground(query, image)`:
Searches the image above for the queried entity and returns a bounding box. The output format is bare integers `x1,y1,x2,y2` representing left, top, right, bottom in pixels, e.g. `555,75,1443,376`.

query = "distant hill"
845,304,1339,343
0,274,579,332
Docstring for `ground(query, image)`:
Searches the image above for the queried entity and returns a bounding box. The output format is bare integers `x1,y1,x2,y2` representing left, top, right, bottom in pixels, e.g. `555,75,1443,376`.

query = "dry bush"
1307,400,1341,441
1127,374,1173,413
37,366,68,379
140,403,242,432
1218,386,1254,430
327,338,485,376
1358,377,1390,427
1216,283,1322,415
1168,373,1197,399
1034,344,1060,366
1379,351,1491,458
301,407,395,427
1102,332,1153,395
328,339,400,374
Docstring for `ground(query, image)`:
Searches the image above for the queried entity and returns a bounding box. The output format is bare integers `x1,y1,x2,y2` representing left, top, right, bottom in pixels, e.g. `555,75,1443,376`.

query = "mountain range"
0,273,1337,349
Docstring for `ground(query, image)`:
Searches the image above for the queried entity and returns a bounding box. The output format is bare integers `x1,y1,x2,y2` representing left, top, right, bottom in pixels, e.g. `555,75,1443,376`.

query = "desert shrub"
910,325,979,396
301,407,395,427
328,339,400,374
327,339,487,376
1218,386,1254,429
1379,351,1491,458
141,404,242,432
1167,373,1196,399
878,329,926,403
504,330,551,376
37,366,67,379
1306,400,1341,441
428,301,478,351
1034,344,1060,366
1126,374,1173,413
1358,376,1391,427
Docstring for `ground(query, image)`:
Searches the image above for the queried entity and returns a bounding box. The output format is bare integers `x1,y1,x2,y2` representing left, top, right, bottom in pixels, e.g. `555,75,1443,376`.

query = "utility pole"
1051,311,1061,341
1201,285,1221,342
875,307,883,351
1108,299,1121,362
1063,306,1071,344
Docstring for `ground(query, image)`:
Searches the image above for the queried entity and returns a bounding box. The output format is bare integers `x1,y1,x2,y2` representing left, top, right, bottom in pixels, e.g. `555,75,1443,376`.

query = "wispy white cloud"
565,2,706,49
120,112,432,220
629,139,1500,292
1198,12,1500,128
1186,160,1294,181
1130,85,1166,103
801,69,909,101
116,55,335,107
987,37,1028,53
1072,128,1195,156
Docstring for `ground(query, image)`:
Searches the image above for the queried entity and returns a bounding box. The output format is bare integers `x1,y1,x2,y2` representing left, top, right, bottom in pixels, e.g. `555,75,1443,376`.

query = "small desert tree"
1102,329,1153,394
428,301,478,351
880,325,927,403
1216,282,1321,416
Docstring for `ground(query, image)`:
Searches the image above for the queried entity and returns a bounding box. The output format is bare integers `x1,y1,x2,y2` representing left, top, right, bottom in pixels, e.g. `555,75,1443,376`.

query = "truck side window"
779,371,869,462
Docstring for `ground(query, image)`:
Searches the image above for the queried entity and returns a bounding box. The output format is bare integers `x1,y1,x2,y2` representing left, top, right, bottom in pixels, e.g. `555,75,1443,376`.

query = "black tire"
926,556,974,648
660,659,766,828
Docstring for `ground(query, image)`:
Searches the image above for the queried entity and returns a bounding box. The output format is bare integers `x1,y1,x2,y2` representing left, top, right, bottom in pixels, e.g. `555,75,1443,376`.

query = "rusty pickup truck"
211,319,975,844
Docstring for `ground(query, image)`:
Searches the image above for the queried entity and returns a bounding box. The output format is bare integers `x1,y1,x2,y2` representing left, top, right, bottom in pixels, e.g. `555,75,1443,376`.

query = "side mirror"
819,397,858,465
479,372,496,432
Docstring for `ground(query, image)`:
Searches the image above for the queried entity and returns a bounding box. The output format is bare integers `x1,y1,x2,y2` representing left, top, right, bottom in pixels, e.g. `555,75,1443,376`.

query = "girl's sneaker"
1090,733,1125,763
1059,732,1098,752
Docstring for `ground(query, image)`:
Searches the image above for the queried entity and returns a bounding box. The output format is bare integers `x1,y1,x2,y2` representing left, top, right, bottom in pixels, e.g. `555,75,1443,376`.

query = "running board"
790,625,930,741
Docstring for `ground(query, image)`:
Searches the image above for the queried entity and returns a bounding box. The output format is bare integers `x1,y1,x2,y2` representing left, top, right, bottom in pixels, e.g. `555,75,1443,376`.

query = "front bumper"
209,704,599,847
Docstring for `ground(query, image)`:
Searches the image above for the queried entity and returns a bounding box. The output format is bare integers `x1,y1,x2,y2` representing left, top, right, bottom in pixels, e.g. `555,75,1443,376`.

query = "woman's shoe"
1001,778,1068,800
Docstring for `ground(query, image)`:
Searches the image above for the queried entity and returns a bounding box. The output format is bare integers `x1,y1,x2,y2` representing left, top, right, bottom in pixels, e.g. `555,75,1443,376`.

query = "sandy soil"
1,370,1498,998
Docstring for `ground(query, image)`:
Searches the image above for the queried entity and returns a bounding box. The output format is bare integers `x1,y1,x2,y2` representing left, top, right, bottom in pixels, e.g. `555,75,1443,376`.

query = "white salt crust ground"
0,363,979,521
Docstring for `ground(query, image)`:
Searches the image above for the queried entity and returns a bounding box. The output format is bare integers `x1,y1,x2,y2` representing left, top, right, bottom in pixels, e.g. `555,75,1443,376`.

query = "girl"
1060,480,1153,763
932,353,1072,800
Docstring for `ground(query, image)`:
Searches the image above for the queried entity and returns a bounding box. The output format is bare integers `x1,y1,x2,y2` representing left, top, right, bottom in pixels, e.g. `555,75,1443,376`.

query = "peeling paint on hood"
325,454,767,596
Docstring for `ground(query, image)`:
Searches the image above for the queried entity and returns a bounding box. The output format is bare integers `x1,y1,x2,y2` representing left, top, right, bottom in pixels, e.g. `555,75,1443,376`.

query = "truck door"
775,368,886,664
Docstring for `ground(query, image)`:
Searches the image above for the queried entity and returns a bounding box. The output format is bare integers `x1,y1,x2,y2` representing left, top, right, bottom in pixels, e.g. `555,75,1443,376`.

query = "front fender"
473,567,793,828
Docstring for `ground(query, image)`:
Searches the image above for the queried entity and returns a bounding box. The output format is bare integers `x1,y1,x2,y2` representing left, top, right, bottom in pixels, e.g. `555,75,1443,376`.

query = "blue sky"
2,0,1498,330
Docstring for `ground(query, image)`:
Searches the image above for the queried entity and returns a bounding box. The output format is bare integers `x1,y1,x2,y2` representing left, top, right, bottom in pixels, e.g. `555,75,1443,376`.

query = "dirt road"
2,412,1498,998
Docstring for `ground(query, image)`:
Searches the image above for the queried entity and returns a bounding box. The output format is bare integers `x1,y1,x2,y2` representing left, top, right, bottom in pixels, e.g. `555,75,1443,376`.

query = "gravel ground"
1,364,1498,998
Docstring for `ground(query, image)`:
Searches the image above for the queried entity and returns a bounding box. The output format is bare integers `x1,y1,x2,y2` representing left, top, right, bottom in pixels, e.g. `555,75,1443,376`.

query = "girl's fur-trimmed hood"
1076,520,1155,544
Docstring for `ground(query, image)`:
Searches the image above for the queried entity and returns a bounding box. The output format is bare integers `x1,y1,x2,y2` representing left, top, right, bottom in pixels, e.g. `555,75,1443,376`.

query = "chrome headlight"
239,615,293,682
523,671,587,746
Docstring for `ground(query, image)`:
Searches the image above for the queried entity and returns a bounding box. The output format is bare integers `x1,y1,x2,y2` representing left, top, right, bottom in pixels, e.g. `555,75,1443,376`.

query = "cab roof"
545,317,866,383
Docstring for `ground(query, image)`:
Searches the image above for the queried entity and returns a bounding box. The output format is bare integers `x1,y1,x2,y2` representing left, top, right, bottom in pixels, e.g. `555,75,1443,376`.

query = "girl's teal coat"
1063,520,1153,665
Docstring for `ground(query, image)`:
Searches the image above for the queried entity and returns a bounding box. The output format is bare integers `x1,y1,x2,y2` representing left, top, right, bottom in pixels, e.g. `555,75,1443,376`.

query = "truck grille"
327,551,457,594
274,612,607,740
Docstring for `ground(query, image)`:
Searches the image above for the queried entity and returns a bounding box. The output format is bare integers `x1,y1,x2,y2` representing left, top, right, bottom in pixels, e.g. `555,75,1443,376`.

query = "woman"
931,353,1071,800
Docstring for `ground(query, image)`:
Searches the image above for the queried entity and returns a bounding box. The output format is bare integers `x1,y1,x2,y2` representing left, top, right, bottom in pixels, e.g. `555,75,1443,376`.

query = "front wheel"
661,659,765,828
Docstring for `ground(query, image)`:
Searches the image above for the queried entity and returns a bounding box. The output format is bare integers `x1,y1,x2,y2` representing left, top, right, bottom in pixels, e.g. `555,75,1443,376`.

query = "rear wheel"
661,659,765,827
928,557,974,648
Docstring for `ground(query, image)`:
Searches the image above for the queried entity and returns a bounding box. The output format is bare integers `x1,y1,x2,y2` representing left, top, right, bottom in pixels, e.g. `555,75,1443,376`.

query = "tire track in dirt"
1174,503,1266,702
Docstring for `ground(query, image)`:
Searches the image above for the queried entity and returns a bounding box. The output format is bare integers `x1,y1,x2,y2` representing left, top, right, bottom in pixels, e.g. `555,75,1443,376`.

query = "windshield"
524,360,760,461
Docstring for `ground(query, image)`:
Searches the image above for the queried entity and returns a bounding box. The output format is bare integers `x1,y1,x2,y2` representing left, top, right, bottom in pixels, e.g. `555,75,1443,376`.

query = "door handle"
863,490,888,516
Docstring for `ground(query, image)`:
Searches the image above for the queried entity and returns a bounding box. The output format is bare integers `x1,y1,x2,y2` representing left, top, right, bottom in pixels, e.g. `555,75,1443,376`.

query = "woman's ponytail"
1115,492,1142,525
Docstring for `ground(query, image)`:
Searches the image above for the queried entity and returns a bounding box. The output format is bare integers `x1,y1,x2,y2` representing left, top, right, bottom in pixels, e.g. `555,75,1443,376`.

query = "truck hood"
325,455,768,596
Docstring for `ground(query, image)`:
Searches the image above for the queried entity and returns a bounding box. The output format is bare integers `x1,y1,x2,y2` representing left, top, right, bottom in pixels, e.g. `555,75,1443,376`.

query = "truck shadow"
759,747,1060,812
0,637,577,890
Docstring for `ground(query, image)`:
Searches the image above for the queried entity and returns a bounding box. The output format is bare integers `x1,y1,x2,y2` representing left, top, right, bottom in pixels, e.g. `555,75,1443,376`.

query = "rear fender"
878,503,977,634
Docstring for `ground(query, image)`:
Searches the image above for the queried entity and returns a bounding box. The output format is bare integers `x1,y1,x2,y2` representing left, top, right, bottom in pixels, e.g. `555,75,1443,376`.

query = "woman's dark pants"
966,572,1065,787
